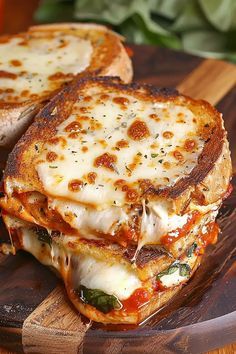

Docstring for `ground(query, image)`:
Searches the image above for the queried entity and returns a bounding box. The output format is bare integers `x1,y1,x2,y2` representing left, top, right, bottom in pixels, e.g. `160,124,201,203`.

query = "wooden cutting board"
0,45,236,354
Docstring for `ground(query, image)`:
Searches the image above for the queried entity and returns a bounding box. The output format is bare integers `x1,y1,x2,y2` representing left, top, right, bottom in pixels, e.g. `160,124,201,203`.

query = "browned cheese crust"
3,76,232,215
0,23,133,146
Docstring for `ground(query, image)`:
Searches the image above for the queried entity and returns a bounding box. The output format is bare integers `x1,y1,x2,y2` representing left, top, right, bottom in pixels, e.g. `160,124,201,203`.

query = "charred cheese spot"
46,151,58,162
100,94,109,100
10,59,22,67
125,188,138,202
48,72,73,81
82,146,88,153
127,120,150,141
87,172,97,184
149,113,160,122
94,153,117,171
80,107,90,113
113,97,129,108
173,150,184,162
64,121,82,133
68,179,84,192
116,140,129,148
184,139,196,152
163,131,174,139
0,70,17,79
83,96,92,102
68,132,80,139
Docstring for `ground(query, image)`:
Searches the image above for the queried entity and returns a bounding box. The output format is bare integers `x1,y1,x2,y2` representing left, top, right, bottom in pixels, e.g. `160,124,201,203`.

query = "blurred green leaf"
199,0,236,32
34,0,236,62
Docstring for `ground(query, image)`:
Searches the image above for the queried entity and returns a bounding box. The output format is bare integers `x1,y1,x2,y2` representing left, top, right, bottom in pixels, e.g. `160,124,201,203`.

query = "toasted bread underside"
0,23,132,146
4,76,231,215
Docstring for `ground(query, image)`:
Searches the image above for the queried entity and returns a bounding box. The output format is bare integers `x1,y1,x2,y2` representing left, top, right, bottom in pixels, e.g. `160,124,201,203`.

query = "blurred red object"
2,0,39,34
0,0,3,33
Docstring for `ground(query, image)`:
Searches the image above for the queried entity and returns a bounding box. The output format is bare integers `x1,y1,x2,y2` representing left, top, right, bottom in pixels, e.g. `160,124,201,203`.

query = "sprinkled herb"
151,153,158,158
125,165,132,173
158,159,163,163
137,152,142,156
157,262,191,280
49,166,58,168
179,264,191,277
35,228,51,247
187,242,198,258
144,154,148,159
155,133,159,139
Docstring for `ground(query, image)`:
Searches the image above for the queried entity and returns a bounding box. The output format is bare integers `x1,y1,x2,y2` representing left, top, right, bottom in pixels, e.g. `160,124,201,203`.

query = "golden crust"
3,76,232,213
0,23,132,147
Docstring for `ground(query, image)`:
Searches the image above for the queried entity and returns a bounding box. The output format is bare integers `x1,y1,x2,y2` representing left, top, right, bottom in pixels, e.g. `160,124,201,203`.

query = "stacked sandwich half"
0,76,232,324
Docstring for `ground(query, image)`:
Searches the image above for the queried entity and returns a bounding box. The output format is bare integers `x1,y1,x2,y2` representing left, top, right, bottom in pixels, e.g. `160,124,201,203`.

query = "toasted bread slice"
0,23,132,146
2,77,231,247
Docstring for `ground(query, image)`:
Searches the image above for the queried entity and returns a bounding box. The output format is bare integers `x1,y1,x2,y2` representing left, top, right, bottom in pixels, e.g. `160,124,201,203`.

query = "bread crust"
0,23,132,147
3,76,232,214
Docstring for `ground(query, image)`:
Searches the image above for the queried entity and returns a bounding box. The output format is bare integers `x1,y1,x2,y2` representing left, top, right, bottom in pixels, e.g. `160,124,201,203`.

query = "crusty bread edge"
0,23,132,147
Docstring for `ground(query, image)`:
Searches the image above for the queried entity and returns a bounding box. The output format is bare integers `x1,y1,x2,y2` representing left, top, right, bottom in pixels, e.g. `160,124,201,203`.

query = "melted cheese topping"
36,87,205,208
20,227,141,300
0,32,92,102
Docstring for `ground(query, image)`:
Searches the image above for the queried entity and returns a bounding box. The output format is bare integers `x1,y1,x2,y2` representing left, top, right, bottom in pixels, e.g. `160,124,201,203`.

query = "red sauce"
161,211,200,246
222,183,233,200
199,222,219,247
153,280,166,292
122,288,151,312
94,153,117,171
127,120,150,141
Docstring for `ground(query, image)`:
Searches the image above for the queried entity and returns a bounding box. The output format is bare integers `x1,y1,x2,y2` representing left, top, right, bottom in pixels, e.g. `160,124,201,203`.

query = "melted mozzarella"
20,226,141,300
0,32,92,102
36,88,204,208
48,197,190,243
49,198,128,235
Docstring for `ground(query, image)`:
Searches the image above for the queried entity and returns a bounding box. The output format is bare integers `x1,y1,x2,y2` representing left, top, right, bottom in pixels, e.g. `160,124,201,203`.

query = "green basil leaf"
34,227,52,247
187,242,198,258
179,263,191,277
157,263,179,279
78,285,122,314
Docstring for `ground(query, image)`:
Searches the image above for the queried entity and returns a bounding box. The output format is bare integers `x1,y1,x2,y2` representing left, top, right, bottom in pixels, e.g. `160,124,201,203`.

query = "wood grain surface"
0,1,236,353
